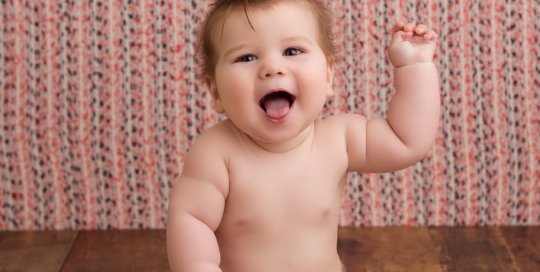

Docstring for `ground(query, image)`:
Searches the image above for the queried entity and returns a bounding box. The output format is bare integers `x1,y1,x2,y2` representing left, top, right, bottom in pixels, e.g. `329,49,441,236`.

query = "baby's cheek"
298,64,327,93
220,77,247,99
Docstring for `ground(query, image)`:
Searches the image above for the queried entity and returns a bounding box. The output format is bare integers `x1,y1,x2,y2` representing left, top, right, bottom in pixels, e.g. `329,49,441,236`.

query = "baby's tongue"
263,96,290,119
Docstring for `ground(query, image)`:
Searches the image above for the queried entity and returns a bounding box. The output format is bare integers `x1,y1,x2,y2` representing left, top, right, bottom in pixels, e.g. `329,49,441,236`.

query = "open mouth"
259,90,296,120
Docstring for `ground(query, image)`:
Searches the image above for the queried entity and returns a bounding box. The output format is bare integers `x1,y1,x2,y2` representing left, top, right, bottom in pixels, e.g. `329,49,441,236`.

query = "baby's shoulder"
183,119,238,178
316,113,367,148
317,113,355,137
193,118,239,153
319,113,368,135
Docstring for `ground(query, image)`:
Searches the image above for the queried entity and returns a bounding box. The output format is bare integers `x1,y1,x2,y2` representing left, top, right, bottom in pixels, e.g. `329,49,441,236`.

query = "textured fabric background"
0,0,539,230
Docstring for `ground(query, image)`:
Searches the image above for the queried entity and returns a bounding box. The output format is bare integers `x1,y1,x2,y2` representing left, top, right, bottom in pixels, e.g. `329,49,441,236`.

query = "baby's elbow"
406,142,434,166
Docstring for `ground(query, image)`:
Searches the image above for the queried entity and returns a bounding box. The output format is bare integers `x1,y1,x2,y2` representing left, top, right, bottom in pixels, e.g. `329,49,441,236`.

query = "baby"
166,0,440,271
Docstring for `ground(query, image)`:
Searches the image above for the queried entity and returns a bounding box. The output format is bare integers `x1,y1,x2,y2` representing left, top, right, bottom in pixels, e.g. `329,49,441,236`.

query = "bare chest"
217,131,348,236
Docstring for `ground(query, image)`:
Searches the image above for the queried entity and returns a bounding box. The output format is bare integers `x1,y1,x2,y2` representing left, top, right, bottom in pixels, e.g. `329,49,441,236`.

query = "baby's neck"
245,123,315,154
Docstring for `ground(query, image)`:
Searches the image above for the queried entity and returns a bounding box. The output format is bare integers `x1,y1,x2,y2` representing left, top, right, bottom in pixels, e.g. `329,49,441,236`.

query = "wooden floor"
1,226,539,272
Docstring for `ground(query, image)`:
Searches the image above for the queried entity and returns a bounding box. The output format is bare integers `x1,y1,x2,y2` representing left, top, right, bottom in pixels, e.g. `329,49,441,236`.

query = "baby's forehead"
211,2,318,44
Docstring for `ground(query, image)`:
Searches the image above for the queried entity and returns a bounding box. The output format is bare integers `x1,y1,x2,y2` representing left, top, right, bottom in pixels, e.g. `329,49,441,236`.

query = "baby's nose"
265,71,283,77
259,60,286,78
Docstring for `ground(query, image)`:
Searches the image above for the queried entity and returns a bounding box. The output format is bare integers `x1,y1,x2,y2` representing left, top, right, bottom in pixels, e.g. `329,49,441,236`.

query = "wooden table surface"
1,226,539,272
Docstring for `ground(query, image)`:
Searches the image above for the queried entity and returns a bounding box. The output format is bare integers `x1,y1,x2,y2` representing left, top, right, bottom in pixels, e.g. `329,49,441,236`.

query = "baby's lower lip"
259,99,295,124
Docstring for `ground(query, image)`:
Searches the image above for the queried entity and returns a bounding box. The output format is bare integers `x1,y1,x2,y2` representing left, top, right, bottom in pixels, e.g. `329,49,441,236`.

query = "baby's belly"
216,228,343,272
214,203,343,272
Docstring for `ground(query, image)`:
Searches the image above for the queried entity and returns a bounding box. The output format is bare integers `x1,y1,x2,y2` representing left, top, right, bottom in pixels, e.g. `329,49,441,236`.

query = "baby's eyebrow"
281,35,313,45
223,44,249,59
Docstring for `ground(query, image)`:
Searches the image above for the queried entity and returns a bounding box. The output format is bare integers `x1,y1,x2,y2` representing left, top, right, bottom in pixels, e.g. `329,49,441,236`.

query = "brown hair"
194,0,339,81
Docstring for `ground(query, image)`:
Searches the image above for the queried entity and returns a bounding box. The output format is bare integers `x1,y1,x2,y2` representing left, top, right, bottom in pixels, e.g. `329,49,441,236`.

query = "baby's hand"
388,22,438,68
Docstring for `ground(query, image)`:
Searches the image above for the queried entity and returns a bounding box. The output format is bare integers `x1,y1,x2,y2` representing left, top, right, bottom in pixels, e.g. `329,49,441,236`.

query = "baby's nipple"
237,219,248,226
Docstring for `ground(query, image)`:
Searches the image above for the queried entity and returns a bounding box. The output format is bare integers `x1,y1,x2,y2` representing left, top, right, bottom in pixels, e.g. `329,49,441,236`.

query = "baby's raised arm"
343,22,440,173
166,132,229,272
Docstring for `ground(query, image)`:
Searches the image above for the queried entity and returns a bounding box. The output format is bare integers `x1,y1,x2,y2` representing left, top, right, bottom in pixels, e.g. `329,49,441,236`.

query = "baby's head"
196,0,338,81
195,0,338,148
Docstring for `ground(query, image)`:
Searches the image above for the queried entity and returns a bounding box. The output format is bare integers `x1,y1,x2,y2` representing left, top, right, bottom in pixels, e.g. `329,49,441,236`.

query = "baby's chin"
245,125,300,143
241,123,315,153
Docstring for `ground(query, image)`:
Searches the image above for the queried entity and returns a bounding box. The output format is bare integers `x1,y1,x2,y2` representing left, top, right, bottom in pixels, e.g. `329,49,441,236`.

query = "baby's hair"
194,0,339,81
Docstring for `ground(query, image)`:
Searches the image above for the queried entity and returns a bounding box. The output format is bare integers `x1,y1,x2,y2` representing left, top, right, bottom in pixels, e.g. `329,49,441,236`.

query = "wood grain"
60,229,169,272
0,230,79,272
2,227,539,271
428,226,520,272
500,226,540,272
337,226,443,272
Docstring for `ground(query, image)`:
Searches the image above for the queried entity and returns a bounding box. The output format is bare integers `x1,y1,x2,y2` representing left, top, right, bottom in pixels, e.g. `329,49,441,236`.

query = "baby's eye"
238,55,257,62
284,48,302,56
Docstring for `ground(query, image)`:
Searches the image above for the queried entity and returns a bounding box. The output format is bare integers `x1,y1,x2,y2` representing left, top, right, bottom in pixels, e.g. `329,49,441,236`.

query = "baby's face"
207,2,334,145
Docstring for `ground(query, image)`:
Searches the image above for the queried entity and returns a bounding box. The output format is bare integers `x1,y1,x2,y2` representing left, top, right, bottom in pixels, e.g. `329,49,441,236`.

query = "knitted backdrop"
0,0,539,230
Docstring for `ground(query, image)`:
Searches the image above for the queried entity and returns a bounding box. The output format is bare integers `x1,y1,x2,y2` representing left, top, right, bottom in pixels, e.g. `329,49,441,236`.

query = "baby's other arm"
344,22,440,173
166,131,229,272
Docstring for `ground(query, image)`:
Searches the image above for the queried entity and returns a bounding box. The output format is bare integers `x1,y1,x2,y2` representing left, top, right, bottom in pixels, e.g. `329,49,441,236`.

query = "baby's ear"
205,77,225,114
326,58,335,98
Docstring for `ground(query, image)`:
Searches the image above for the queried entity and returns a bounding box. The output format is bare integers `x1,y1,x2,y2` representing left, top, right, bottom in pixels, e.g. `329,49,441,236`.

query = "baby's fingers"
423,30,438,42
392,21,405,34
403,23,416,32
414,24,427,35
